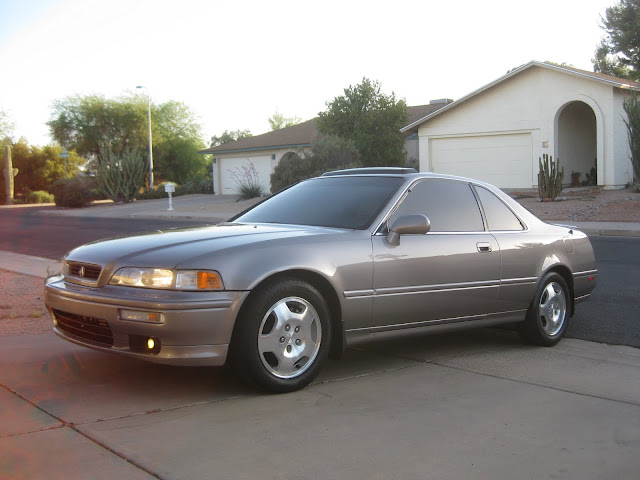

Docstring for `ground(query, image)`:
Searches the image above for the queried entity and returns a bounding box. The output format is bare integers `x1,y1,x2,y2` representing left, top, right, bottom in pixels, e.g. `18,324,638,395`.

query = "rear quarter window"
475,186,524,231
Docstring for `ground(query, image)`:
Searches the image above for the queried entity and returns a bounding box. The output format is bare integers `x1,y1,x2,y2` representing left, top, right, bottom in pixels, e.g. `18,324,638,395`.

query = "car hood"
65,223,348,271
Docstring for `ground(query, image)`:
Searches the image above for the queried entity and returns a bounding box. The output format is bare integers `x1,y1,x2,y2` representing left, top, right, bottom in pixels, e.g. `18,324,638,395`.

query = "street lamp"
136,85,154,189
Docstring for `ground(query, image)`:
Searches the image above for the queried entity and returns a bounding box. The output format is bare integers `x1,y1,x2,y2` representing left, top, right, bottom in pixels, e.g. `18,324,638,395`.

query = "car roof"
319,167,485,185
321,167,418,176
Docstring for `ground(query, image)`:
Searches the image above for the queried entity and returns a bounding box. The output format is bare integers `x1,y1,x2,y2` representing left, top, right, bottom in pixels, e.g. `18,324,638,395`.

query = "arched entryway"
555,101,598,186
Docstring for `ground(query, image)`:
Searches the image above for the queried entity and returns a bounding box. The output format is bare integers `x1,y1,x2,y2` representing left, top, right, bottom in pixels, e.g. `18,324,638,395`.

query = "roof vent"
429,98,453,105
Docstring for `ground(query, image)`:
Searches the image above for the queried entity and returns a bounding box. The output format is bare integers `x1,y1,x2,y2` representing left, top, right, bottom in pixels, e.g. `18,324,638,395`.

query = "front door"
372,179,501,329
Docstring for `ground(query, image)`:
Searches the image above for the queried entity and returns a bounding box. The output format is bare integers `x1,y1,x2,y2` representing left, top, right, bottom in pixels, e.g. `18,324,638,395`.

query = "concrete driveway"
2,326,639,479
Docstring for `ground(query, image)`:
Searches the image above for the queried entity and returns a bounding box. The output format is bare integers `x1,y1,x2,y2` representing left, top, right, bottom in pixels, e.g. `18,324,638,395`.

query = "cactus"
96,146,146,203
538,154,564,201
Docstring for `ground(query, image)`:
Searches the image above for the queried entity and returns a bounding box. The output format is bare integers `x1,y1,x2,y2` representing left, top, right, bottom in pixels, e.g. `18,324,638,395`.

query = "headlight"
109,268,224,290
110,268,174,288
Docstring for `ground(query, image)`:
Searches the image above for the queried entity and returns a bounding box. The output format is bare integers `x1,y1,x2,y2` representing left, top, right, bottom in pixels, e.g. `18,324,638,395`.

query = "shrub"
26,190,54,203
270,136,361,193
270,152,312,193
138,185,167,200
49,176,96,208
176,178,213,195
229,161,265,200
137,179,214,200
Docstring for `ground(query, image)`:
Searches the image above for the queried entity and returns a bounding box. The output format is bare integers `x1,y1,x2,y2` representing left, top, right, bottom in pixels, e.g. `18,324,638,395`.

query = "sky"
0,0,618,147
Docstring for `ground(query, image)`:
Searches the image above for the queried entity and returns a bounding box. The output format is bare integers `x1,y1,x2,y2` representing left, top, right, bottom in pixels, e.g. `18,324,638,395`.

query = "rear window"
234,176,404,229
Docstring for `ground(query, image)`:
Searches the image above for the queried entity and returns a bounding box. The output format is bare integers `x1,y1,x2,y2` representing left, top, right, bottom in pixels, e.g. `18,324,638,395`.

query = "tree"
316,78,408,167
592,0,640,80
151,101,207,183
9,140,83,195
268,111,302,131
48,94,146,160
210,129,252,148
623,93,640,183
48,93,207,185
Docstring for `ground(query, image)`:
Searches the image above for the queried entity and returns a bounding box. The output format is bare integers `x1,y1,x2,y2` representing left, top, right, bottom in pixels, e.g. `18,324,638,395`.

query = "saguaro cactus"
3,145,18,205
538,154,564,201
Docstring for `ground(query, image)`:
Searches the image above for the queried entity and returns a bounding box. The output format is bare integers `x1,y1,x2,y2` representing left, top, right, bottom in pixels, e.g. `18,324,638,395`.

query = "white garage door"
219,156,272,195
431,133,532,188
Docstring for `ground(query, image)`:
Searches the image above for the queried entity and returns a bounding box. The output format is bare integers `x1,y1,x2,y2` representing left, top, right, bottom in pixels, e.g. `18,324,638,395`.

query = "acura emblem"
79,266,86,278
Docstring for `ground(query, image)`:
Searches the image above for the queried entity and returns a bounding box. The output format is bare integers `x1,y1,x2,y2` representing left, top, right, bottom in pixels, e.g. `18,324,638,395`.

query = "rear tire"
231,278,331,393
520,272,570,346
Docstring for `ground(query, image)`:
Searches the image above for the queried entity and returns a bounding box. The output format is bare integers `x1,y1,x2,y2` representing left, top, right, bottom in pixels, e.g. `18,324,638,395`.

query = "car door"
371,179,501,330
473,184,539,313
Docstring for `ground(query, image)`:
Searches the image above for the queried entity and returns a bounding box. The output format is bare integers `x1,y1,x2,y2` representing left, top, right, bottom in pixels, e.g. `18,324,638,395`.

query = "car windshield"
233,176,405,229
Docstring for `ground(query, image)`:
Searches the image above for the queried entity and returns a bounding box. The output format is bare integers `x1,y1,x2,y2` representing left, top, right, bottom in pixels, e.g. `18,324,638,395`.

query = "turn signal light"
120,309,164,324
197,271,223,290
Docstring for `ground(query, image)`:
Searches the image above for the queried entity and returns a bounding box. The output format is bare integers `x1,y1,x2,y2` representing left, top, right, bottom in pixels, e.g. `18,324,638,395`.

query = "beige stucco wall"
417,66,633,188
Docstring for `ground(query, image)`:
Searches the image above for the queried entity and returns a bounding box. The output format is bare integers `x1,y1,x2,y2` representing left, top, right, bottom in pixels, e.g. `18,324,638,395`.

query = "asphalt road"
566,236,640,348
1,207,638,347
0,206,207,259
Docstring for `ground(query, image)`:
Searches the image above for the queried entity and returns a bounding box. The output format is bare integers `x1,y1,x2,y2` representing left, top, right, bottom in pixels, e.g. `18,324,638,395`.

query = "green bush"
270,135,361,193
138,186,167,200
49,176,96,208
137,179,214,200
228,161,265,200
176,179,213,195
26,190,54,203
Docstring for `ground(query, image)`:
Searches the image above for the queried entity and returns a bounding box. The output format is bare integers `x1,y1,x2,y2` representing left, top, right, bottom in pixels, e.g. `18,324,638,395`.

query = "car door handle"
476,242,492,253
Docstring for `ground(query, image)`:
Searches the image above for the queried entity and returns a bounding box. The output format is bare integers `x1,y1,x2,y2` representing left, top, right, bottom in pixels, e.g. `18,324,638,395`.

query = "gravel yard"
0,186,638,337
516,186,640,222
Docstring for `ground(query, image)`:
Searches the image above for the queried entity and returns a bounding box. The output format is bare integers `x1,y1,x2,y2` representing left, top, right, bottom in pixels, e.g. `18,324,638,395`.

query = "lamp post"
136,85,154,189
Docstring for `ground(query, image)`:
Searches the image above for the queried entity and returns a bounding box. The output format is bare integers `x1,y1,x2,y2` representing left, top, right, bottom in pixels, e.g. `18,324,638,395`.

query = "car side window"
389,179,484,232
475,186,524,231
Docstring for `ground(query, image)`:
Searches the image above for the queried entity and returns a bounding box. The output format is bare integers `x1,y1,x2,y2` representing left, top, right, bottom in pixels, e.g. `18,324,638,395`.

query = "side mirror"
386,214,431,246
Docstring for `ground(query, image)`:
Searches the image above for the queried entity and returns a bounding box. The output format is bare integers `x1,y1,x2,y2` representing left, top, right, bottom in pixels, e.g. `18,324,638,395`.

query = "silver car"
45,168,597,392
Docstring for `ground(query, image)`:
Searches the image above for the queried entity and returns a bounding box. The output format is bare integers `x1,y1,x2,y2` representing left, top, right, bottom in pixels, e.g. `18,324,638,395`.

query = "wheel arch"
230,269,345,360
543,265,575,316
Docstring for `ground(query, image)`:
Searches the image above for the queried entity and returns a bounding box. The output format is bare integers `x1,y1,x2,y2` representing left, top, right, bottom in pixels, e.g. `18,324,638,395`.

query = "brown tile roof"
406,102,452,129
199,102,452,155
199,119,320,154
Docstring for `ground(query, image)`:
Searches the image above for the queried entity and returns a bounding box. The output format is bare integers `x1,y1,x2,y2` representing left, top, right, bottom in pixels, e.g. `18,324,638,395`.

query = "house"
403,61,640,189
199,102,451,194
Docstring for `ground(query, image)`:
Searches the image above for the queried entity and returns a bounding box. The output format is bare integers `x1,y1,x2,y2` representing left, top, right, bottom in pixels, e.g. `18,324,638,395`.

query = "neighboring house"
402,61,640,189
199,102,451,194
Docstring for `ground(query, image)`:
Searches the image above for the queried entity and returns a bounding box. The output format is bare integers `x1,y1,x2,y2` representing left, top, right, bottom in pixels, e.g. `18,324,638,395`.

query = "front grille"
53,309,114,347
67,262,102,281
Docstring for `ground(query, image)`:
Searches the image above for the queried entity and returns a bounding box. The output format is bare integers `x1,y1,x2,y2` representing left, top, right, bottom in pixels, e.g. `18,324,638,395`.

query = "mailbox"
164,182,175,193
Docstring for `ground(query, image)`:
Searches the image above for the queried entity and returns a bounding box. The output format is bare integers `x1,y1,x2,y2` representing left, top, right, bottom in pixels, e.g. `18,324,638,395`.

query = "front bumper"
45,275,250,366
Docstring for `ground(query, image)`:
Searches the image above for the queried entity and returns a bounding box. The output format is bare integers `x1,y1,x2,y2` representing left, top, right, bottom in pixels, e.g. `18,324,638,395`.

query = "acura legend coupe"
45,168,597,392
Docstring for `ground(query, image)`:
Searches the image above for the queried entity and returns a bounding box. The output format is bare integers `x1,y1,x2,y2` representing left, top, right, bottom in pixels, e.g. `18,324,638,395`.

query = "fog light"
129,335,161,354
120,309,164,324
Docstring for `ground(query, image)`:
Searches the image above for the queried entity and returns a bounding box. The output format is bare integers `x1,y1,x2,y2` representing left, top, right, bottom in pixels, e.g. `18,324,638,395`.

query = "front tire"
520,272,570,346
232,278,331,393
